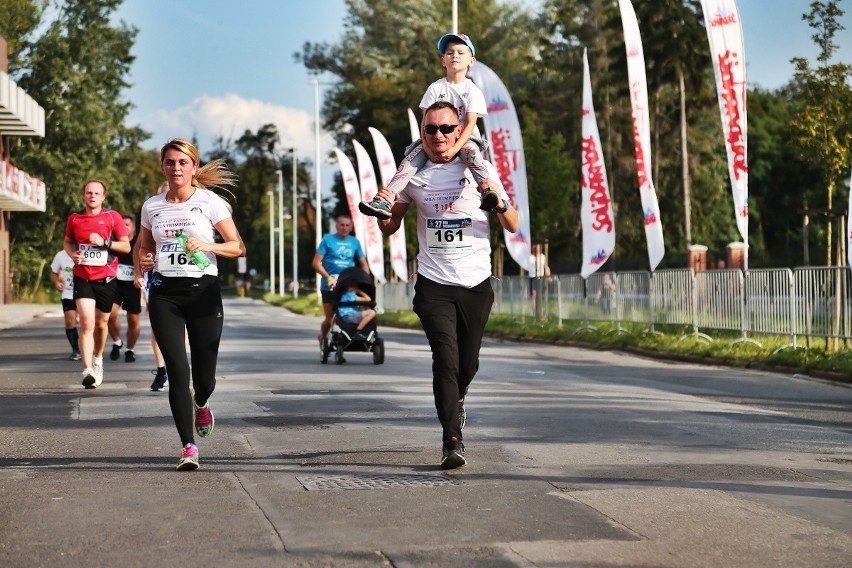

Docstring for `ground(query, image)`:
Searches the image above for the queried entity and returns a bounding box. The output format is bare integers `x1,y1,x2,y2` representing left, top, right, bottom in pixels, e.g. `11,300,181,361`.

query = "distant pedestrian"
135,138,245,471
49,249,80,360
63,179,131,388
374,101,519,469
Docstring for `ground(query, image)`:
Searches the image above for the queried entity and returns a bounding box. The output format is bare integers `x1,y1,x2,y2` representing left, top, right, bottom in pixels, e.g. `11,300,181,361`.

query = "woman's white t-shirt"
140,189,231,278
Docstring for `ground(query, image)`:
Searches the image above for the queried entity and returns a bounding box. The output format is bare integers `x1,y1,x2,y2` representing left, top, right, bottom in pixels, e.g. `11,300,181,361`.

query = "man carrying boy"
374,101,519,470
360,32,499,218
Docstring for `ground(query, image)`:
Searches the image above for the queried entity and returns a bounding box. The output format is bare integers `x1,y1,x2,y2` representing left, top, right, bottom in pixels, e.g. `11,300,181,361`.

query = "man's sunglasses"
423,123,459,135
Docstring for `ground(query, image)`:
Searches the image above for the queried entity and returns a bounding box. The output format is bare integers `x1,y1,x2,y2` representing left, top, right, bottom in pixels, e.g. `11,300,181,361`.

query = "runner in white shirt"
135,138,246,471
375,101,519,470
50,249,80,360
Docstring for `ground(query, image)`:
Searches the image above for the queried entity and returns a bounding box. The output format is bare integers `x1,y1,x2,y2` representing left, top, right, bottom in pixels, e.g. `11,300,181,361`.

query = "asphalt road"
1,297,851,567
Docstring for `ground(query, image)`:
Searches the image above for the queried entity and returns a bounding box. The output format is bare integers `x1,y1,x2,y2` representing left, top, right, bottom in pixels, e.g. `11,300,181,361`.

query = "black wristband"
103,238,111,250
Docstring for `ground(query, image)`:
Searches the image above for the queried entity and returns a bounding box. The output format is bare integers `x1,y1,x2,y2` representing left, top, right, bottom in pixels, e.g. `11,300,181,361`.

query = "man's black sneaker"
110,343,121,361
441,439,466,470
125,350,136,363
150,369,168,392
479,190,500,212
359,198,393,219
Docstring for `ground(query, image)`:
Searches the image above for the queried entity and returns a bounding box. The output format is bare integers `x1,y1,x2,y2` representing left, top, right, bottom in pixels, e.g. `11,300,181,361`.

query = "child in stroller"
321,267,385,365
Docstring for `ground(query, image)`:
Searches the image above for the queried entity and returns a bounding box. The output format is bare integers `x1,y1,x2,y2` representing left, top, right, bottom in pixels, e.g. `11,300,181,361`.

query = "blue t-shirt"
337,290,360,317
316,233,365,291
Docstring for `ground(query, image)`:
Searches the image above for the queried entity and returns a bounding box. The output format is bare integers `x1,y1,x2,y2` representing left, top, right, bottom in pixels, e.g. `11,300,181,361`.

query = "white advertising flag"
580,49,615,279
407,108,420,143
847,166,852,269
352,140,386,283
333,148,368,256
468,61,532,272
700,0,749,251
618,0,665,271
368,126,408,281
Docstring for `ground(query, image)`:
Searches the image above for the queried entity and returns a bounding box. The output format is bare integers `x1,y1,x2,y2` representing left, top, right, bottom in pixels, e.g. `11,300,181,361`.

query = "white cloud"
139,93,333,163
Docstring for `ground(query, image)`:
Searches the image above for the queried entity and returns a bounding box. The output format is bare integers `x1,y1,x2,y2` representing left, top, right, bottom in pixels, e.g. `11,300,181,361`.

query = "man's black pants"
413,275,494,446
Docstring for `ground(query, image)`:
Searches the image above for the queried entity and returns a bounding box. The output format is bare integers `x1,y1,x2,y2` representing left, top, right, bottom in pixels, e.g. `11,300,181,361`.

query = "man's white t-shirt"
50,250,75,300
419,78,488,139
140,189,231,278
399,158,507,288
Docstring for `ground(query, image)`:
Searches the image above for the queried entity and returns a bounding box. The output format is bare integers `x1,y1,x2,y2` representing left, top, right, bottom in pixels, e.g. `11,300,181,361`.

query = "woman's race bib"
157,242,204,276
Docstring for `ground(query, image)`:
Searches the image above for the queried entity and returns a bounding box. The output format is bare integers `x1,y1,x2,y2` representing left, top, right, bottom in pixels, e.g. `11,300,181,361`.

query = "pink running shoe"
176,443,199,471
194,399,214,438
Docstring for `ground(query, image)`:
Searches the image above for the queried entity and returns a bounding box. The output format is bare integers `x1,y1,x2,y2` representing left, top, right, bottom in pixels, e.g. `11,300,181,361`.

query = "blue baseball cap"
437,33,475,57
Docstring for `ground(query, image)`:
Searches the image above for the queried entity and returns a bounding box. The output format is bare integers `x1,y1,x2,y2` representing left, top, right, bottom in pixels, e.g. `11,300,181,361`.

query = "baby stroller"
321,266,385,365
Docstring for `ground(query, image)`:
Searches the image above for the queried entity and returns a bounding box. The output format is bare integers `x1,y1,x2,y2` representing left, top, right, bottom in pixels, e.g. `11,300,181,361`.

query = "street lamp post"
268,190,275,294
290,148,299,297
276,169,285,296
311,78,322,297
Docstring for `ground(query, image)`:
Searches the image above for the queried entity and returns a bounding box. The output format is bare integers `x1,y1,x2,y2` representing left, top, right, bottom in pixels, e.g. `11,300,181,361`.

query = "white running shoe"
93,363,104,387
82,368,96,389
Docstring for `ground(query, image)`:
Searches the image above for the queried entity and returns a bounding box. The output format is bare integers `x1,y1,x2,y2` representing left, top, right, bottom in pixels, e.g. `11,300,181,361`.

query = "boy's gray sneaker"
359,198,392,219
480,190,500,212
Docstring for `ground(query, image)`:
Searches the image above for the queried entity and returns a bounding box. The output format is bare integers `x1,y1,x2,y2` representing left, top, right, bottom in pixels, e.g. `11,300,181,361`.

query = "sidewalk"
0,303,61,331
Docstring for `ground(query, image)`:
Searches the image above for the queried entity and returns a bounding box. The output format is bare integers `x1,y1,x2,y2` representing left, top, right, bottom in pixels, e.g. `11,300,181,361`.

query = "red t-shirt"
64,209,128,281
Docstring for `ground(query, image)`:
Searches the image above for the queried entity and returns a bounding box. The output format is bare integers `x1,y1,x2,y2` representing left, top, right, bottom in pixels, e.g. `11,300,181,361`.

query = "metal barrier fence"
378,266,852,349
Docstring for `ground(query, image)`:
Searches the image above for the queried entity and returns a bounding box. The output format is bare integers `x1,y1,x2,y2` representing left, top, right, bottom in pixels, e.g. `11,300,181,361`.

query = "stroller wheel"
372,337,385,365
320,336,330,364
335,341,346,364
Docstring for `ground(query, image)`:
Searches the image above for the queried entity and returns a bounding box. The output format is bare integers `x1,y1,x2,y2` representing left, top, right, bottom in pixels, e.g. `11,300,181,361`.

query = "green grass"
266,294,852,383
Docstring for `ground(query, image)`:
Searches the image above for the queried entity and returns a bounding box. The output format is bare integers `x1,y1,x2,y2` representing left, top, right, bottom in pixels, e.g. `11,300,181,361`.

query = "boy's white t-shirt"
419,78,488,137
140,189,231,278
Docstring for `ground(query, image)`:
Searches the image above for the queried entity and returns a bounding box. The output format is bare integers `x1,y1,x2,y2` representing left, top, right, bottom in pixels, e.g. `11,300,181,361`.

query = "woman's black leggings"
148,274,223,446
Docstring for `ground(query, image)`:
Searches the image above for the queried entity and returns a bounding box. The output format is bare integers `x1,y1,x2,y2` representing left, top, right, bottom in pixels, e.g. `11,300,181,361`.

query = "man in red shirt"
63,179,130,388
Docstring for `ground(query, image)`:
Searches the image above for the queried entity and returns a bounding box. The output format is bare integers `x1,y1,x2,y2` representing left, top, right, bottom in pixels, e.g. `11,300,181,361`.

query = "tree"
0,0,46,71
298,0,538,268
790,0,852,266
5,0,150,297
519,107,578,268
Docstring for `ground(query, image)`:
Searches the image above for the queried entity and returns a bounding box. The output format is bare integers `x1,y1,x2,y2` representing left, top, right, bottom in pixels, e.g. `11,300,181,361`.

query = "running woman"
134,138,245,471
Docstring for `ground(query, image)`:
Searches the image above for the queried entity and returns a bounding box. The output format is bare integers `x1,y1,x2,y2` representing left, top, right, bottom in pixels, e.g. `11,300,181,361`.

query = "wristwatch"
494,199,509,214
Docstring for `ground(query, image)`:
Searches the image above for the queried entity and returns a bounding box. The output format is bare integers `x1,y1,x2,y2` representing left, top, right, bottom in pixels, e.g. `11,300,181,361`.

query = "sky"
113,0,852,203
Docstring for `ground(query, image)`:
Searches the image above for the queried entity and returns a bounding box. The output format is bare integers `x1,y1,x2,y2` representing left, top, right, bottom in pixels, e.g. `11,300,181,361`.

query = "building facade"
0,35,47,303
